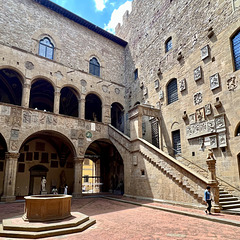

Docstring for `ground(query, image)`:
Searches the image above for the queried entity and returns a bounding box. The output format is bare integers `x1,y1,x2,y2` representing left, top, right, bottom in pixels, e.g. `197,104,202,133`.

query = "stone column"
21,83,31,108
102,105,111,124
129,112,142,140
206,158,221,213
72,157,84,198
54,88,60,114
1,152,20,202
80,96,85,119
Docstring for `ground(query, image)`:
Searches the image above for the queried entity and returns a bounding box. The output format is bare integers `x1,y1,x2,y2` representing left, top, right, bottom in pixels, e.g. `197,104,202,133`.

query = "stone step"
219,200,240,206
219,194,233,198
0,219,96,239
221,203,240,210
219,197,238,202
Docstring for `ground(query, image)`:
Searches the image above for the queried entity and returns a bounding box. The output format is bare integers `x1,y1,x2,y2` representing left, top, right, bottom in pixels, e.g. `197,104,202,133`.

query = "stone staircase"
219,188,240,210
108,125,240,210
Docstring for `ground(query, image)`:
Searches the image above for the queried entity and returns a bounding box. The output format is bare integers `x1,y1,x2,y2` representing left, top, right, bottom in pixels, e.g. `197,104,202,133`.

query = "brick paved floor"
1,196,240,240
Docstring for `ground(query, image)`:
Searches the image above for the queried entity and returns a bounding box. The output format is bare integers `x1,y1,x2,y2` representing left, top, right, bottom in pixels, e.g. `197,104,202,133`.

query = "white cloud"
104,1,132,34
94,0,108,11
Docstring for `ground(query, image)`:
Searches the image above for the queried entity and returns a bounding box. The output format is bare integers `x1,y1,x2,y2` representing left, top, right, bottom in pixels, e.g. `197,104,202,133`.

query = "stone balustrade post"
1,152,20,202
206,156,221,213
72,157,84,198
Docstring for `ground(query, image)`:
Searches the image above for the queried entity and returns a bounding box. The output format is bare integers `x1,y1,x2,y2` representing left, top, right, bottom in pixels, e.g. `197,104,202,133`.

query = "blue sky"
50,0,132,34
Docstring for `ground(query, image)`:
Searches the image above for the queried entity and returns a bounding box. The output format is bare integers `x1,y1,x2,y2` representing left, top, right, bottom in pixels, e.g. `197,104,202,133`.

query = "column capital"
5,152,20,160
74,157,84,163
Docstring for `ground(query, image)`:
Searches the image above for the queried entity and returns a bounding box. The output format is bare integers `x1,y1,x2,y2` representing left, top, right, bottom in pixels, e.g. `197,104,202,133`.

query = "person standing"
204,186,212,214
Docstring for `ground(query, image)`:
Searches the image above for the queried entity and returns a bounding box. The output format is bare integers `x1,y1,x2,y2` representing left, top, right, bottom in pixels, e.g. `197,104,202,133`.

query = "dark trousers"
206,200,212,213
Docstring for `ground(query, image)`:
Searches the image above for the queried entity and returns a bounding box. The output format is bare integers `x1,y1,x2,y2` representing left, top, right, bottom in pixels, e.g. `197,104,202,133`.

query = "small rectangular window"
166,38,172,52
134,69,138,80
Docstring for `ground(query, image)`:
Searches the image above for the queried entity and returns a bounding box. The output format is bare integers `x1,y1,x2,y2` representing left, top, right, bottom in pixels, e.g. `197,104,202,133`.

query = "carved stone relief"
96,124,101,132
25,61,34,70
154,80,159,89
209,135,218,148
1,105,11,116
81,79,87,86
218,131,227,147
215,115,225,132
196,108,205,122
210,73,220,90
186,119,215,139
55,71,63,81
10,140,18,151
205,104,212,116
193,92,202,105
11,129,19,140
115,88,120,94
71,129,79,139
78,138,84,147
194,66,202,81
189,113,196,124
179,78,186,92
102,85,108,93
159,90,164,100
201,45,209,60
227,76,238,91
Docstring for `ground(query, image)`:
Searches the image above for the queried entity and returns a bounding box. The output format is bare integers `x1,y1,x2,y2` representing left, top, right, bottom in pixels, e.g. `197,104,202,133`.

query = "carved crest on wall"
196,107,205,122
227,76,238,91
179,78,186,92
159,90,164,100
210,73,220,90
194,66,202,81
193,92,202,105
218,131,227,147
204,104,212,116
201,45,209,60
189,113,196,124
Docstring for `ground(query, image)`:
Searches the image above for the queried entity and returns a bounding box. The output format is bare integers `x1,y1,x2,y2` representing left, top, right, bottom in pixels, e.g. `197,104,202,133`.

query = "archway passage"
59,87,79,117
29,79,54,112
111,102,124,133
0,134,7,196
16,131,75,197
0,68,23,106
85,94,102,122
83,139,124,194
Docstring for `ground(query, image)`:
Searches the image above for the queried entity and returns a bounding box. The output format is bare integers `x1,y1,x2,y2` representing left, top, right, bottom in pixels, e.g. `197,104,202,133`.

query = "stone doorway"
84,139,124,194
29,165,48,195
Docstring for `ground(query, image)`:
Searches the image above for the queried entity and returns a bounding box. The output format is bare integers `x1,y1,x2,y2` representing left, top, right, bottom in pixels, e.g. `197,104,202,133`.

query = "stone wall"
116,0,240,189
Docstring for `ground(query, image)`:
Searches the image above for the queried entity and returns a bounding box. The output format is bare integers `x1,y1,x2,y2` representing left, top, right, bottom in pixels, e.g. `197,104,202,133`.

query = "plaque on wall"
209,135,217,148
194,66,202,81
189,113,196,124
179,78,186,92
218,131,227,147
227,76,238,91
196,108,205,122
210,73,220,90
204,104,212,116
215,115,225,132
193,92,203,105
159,90,164,100
154,80,159,89
201,45,209,60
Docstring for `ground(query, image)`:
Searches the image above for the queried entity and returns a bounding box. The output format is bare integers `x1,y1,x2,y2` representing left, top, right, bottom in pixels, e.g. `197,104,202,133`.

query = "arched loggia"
85,93,102,122
0,68,23,106
111,102,124,133
59,87,79,117
29,79,54,112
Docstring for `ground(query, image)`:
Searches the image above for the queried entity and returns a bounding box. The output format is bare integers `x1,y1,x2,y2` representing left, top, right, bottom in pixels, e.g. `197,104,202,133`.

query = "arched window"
39,37,54,60
167,79,178,104
232,30,240,71
89,57,100,77
165,37,172,53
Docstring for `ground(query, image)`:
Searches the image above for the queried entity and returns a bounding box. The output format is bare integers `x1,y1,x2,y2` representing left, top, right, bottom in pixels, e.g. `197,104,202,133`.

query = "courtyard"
1,196,240,240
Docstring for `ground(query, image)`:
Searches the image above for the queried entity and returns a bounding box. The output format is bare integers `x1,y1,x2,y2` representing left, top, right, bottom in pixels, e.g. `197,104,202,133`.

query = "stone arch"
29,78,55,112
111,102,124,132
0,65,25,83
171,121,180,130
85,93,102,122
0,67,24,106
234,122,240,137
84,138,124,193
16,130,76,196
60,86,80,117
